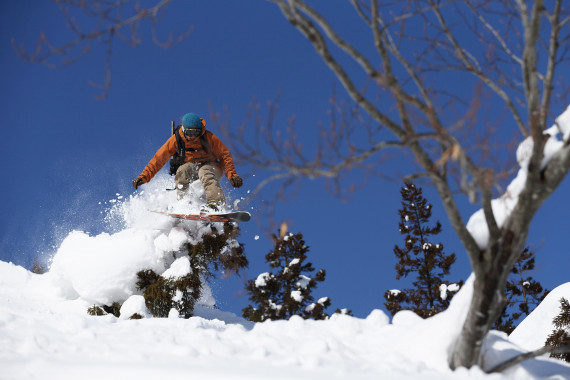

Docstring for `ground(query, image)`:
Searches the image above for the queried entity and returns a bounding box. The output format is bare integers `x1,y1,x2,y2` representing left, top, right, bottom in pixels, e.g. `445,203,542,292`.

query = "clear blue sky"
1,0,568,318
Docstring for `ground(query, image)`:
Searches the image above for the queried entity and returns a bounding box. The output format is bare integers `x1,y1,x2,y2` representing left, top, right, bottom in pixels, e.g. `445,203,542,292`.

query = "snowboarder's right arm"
136,135,177,184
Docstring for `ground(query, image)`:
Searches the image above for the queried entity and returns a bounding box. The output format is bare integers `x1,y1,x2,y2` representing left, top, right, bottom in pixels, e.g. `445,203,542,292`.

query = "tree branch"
486,345,570,373
428,0,530,137
269,0,406,139
540,0,564,130
12,0,191,99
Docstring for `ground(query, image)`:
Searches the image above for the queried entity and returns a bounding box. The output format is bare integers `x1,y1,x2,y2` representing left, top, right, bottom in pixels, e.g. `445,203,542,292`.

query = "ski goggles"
182,126,201,138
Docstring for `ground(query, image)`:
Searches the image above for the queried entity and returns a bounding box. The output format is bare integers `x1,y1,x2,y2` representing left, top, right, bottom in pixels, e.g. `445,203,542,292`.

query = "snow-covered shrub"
104,302,122,317
185,223,248,282
87,302,121,317
545,297,570,362
243,232,335,322
136,223,248,318
136,269,160,292
140,271,201,318
87,305,106,316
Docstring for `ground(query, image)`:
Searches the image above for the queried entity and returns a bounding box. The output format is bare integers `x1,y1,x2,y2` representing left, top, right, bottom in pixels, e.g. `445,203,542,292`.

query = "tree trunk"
451,274,504,368
451,225,530,368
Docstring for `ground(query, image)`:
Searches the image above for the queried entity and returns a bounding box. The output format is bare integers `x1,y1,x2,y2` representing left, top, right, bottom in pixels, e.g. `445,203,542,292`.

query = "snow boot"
200,201,220,215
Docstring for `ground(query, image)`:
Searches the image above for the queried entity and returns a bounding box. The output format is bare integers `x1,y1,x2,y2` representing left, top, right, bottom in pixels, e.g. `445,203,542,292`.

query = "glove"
132,177,145,189
230,175,243,188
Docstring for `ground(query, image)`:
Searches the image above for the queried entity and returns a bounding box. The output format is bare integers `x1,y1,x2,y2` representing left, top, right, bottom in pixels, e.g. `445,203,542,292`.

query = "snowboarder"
132,112,243,212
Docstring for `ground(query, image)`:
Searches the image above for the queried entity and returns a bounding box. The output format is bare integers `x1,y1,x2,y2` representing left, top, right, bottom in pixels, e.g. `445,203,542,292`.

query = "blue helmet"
182,113,202,129
181,113,203,138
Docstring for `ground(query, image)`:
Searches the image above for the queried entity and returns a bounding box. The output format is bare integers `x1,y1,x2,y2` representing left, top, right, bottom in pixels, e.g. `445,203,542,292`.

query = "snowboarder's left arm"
208,132,238,180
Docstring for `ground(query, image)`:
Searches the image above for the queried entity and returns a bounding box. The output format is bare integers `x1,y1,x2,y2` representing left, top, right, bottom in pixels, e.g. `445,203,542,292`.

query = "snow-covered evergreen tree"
243,232,331,322
384,182,461,318
93,223,248,319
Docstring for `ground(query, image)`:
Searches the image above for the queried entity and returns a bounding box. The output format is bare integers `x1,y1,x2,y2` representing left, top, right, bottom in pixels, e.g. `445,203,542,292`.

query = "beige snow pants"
174,162,225,204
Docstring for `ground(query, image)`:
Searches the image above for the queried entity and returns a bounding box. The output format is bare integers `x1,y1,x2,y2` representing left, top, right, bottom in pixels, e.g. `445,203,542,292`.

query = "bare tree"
235,0,570,369
14,0,570,371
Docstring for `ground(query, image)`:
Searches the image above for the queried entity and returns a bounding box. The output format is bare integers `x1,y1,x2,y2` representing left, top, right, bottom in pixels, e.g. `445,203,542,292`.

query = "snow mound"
119,295,152,319
45,174,232,307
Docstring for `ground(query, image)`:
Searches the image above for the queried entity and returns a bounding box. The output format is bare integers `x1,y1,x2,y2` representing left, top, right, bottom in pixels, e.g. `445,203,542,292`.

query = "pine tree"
243,232,332,322
384,182,461,318
545,297,570,362
494,247,548,334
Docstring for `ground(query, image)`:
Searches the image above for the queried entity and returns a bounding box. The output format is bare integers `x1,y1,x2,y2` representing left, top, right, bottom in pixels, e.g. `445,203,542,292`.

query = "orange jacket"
138,118,238,183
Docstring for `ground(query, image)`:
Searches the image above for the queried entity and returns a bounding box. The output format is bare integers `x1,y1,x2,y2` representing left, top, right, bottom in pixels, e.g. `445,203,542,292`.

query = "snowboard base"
150,210,251,223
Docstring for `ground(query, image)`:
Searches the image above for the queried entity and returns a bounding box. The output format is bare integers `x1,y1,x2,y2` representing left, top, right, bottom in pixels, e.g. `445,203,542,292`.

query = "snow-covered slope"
510,283,570,351
1,263,569,379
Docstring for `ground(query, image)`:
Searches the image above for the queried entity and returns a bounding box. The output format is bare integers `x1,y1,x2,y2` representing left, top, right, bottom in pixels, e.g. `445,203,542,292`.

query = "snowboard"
150,210,251,223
